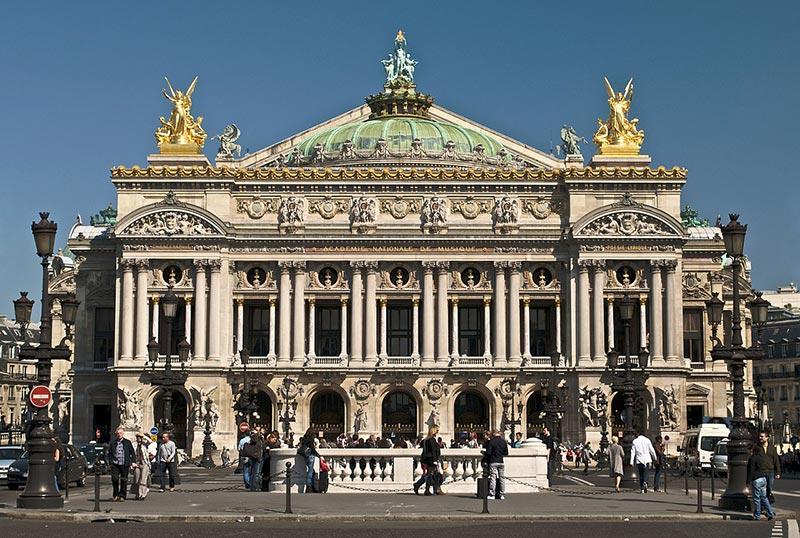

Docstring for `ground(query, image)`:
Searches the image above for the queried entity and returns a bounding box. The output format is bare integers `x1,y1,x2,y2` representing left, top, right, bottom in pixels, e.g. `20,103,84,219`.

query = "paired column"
664,260,678,361
508,262,522,363
450,297,460,359
292,261,307,361
236,298,244,355
207,259,222,360
307,296,316,360
649,260,664,362
521,297,531,361
120,259,135,361
193,260,208,360
483,296,492,360
576,261,591,364
349,262,364,361
150,297,159,341
278,262,292,363
134,260,149,360
339,297,349,361
411,297,420,361
268,297,277,360
639,297,648,350
422,262,436,365
184,297,192,344
364,262,378,361
607,297,615,351
435,262,450,365
591,260,606,362
493,261,507,364
379,296,388,359
554,296,562,355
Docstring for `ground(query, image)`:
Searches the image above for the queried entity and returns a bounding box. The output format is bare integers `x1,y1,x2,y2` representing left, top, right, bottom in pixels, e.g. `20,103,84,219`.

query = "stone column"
591,260,606,362
292,261,307,362
134,260,149,360
120,259,135,361
184,297,192,344
268,297,277,361
522,296,531,362
208,259,222,360
379,296,388,360
450,297,460,359
364,262,378,362
278,262,292,364
307,296,316,360
483,296,492,361
577,260,591,364
554,296,562,355
411,297,420,361
422,262,436,365
639,297,648,350
435,262,450,365
236,298,244,354
151,297,159,340
508,262,522,364
193,260,207,360
664,260,678,361
649,260,664,362
493,261,507,364
349,262,364,361
607,297,615,351
339,297,349,362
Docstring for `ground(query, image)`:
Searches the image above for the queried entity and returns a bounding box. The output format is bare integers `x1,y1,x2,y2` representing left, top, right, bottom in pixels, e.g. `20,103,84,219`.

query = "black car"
80,443,110,474
7,443,88,490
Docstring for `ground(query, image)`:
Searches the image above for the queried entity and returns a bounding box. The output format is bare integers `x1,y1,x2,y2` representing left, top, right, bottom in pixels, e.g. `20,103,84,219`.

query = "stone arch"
380,390,420,440
145,384,193,450
572,201,684,239
306,385,349,441
114,199,227,237
609,387,655,436
377,383,424,435
247,381,278,431
451,385,493,437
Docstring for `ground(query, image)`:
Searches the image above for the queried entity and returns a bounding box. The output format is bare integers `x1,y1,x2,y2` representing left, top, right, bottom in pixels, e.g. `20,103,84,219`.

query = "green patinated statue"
680,205,709,227
382,30,417,85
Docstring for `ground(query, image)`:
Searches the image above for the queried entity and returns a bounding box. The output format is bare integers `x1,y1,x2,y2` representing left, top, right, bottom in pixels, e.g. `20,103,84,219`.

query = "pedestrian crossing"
773,519,800,538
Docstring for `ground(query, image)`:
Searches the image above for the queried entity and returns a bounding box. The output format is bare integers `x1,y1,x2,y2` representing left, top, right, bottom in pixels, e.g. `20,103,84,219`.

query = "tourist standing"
238,428,252,489
220,446,230,467
608,436,624,492
108,427,135,501
653,435,665,492
485,429,509,500
157,432,178,492
132,433,152,500
298,428,320,493
413,426,441,496
242,430,264,491
748,440,776,521
630,431,657,493
754,431,781,503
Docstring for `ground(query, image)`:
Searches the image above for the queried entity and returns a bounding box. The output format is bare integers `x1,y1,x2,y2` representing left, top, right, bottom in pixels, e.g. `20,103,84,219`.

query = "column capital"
307,296,316,305
450,296,459,305
120,258,136,271
349,260,366,269
269,296,277,306
493,260,509,270
150,296,160,305
193,258,209,270
649,259,666,269
522,296,530,305
364,261,379,272
508,261,522,273
640,296,647,305
434,261,450,272
278,260,292,273
577,259,592,272
554,296,561,306
292,260,307,271
662,259,678,271
421,261,437,272
208,258,222,271
235,298,244,306
184,296,192,305
341,296,349,305
589,259,606,271
412,296,420,305
607,296,614,304
483,295,492,305
134,258,149,270
378,296,388,305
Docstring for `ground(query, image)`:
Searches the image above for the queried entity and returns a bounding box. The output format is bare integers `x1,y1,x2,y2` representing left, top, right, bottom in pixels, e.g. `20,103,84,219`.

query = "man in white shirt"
630,431,657,493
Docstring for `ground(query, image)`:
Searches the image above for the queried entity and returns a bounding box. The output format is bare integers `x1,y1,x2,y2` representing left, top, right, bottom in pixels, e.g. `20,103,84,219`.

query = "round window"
533,267,552,287
390,267,410,287
319,267,339,288
460,267,481,287
162,265,183,286
246,267,266,287
616,266,635,287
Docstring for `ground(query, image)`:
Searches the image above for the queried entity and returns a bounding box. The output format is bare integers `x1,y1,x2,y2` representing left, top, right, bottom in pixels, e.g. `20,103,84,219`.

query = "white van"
681,423,730,469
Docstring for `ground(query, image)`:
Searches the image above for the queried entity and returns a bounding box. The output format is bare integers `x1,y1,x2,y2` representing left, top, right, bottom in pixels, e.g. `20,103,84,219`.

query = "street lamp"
277,377,298,442
706,213,769,511
17,213,78,510
607,293,649,490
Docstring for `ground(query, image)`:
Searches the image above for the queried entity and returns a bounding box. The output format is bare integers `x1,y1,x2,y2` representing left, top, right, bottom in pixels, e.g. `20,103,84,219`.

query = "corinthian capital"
193,258,209,270
434,261,450,272
134,258,149,270
207,258,223,271
363,261,379,271
508,261,522,272
120,258,136,271
421,261,437,272
349,261,367,269
663,259,678,271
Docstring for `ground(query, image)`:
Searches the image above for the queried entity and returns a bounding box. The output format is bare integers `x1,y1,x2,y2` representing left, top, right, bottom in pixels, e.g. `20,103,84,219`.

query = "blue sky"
0,1,798,316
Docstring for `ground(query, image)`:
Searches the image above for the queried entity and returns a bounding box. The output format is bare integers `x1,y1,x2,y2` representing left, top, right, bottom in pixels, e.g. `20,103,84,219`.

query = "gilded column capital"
184,296,192,305
450,296,459,305
235,298,244,306
308,296,316,305
607,296,615,304
640,297,647,305
269,296,277,306
341,296,349,305
379,296,388,305
150,296,160,305
483,295,492,306
554,296,561,306
521,296,530,305
412,296,420,305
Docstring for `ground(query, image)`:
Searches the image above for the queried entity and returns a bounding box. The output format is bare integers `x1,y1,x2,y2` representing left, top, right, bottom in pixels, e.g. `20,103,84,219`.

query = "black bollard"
663,463,668,494
684,457,689,496
710,464,715,500
93,465,101,512
696,472,704,513
481,468,490,514
285,462,292,514
63,467,69,501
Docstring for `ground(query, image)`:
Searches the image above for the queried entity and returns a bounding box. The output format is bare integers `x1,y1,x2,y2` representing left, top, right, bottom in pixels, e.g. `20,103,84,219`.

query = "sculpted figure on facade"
493,196,519,225
581,212,671,237
211,123,242,159
278,196,305,227
421,196,447,231
593,77,644,155
382,30,417,84
353,402,368,436
190,386,218,429
558,125,587,157
118,387,143,429
155,76,206,150
350,197,377,233
658,385,680,430
578,386,604,427
122,211,216,236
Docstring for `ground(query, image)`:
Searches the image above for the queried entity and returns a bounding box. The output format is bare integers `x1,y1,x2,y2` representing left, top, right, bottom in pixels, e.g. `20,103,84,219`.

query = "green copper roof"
297,116,505,159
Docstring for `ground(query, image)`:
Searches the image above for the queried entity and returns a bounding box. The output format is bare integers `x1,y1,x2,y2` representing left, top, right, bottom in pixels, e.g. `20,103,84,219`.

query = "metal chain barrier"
505,475,638,496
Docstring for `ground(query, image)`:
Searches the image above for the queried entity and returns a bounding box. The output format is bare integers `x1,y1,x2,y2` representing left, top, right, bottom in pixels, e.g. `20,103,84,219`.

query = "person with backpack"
241,430,264,491
237,427,252,489
298,428,320,493
413,426,442,495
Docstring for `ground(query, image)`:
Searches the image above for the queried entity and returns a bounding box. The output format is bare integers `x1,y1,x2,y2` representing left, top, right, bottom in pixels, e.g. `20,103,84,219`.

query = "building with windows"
63,34,753,454
0,316,39,432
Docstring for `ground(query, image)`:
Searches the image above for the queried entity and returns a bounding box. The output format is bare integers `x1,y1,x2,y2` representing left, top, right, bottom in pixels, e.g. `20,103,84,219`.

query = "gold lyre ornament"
593,77,645,155
155,76,207,154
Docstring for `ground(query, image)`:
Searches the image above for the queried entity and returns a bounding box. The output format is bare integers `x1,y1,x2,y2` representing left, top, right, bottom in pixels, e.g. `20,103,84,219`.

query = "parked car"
80,443,109,474
711,438,728,476
680,423,730,471
7,444,88,490
0,446,24,482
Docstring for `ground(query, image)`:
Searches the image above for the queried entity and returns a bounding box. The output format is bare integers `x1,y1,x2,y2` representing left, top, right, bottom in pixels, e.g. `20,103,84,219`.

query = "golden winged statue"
593,77,645,155
155,76,207,153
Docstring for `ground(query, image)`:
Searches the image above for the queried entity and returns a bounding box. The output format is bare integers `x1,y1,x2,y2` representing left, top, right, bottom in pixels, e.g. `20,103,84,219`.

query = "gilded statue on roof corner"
593,77,644,155
155,76,207,153
381,30,417,85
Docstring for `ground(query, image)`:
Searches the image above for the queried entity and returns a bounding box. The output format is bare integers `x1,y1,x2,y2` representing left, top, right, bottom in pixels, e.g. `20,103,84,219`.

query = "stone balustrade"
268,437,548,493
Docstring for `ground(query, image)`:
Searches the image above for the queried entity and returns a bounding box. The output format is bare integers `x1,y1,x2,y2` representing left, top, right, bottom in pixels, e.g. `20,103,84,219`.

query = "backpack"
243,440,261,460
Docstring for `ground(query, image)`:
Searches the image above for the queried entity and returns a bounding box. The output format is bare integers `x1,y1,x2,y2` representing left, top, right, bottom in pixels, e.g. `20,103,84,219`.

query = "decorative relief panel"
451,266,491,290
278,196,305,233
379,196,421,219
493,196,519,234
606,265,646,289
350,197,377,234
379,266,419,290
421,196,448,233
683,271,712,299
521,196,562,220
579,212,673,237
120,211,219,236
522,267,560,291
236,196,278,219
308,266,348,290
234,264,276,290
450,197,491,220
308,196,349,220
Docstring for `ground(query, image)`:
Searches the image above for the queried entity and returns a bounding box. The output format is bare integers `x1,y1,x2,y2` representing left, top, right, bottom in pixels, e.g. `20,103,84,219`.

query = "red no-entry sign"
239,421,250,433
29,385,52,408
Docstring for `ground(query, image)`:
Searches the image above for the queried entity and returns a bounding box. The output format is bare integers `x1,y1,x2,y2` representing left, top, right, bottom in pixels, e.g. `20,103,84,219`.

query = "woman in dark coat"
608,435,624,492
413,426,441,495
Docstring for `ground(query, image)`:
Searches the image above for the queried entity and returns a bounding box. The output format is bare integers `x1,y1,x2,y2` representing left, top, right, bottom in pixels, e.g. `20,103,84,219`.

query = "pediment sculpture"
580,212,673,237
120,210,218,236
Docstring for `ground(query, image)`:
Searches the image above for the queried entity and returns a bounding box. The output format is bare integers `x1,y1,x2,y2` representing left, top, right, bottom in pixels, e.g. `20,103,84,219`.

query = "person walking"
653,435,666,492
238,427,252,489
608,436,624,492
413,426,441,496
748,440,776,521
108,427,135,502
220,446,230,467
132,433,152,500
298,428,320,493
157,432,178,492
630,430,657,493
754,431,781,504
242,430,264,491
485,429,509,500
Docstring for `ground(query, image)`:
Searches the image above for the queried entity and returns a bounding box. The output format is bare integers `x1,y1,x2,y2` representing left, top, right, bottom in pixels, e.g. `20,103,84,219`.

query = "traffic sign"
150,427,159,436
239,421,250,433
29,385,52,408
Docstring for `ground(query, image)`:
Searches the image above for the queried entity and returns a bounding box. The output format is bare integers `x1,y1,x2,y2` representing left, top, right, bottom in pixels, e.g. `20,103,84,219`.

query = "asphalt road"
0,519,791,538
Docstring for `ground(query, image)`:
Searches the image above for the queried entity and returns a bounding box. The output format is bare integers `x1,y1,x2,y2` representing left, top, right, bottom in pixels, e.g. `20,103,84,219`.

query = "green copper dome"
297,116,505,159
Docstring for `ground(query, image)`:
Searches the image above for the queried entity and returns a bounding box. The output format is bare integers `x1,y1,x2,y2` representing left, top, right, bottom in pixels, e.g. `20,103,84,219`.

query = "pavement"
0,466,795,523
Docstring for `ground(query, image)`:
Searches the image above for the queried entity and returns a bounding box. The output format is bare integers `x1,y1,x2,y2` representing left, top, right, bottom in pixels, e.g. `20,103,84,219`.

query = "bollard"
285,462,292,514
481,469,490,514
696,472,704,513
93,466,101,512
684,457,689,496
663,463,668,494
710,464,715,500
64,468,69,501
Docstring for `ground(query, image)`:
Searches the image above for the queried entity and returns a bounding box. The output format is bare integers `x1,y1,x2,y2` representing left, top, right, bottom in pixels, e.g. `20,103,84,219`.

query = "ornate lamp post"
500,377,523,444
277,377,298,442
753,376,767,433
540,352,567,441
705,213,769,511
199,407,216,469
606,293,649,490
146,285,189,436
16,213,80,509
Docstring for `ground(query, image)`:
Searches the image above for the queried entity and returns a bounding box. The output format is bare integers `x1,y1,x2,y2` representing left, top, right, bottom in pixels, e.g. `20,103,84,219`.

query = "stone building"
63,34,754,454
0,317,39,431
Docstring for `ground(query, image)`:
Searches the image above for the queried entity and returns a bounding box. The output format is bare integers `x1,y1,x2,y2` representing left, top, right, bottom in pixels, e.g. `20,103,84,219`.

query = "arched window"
453,391,489,435
310,391,345,441
381,391,417,438
251,390,273,429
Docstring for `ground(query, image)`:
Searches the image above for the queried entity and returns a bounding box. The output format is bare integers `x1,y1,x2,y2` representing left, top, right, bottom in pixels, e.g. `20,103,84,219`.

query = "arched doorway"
310,391,345,441
526,391,545,436
381,391,417,440
611,391,646,435
154,390,188,449
251,390,273,430
454,391,489,437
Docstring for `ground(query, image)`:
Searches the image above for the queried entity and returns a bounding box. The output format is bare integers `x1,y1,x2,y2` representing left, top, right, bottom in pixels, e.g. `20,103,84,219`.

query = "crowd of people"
102,427,180,501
